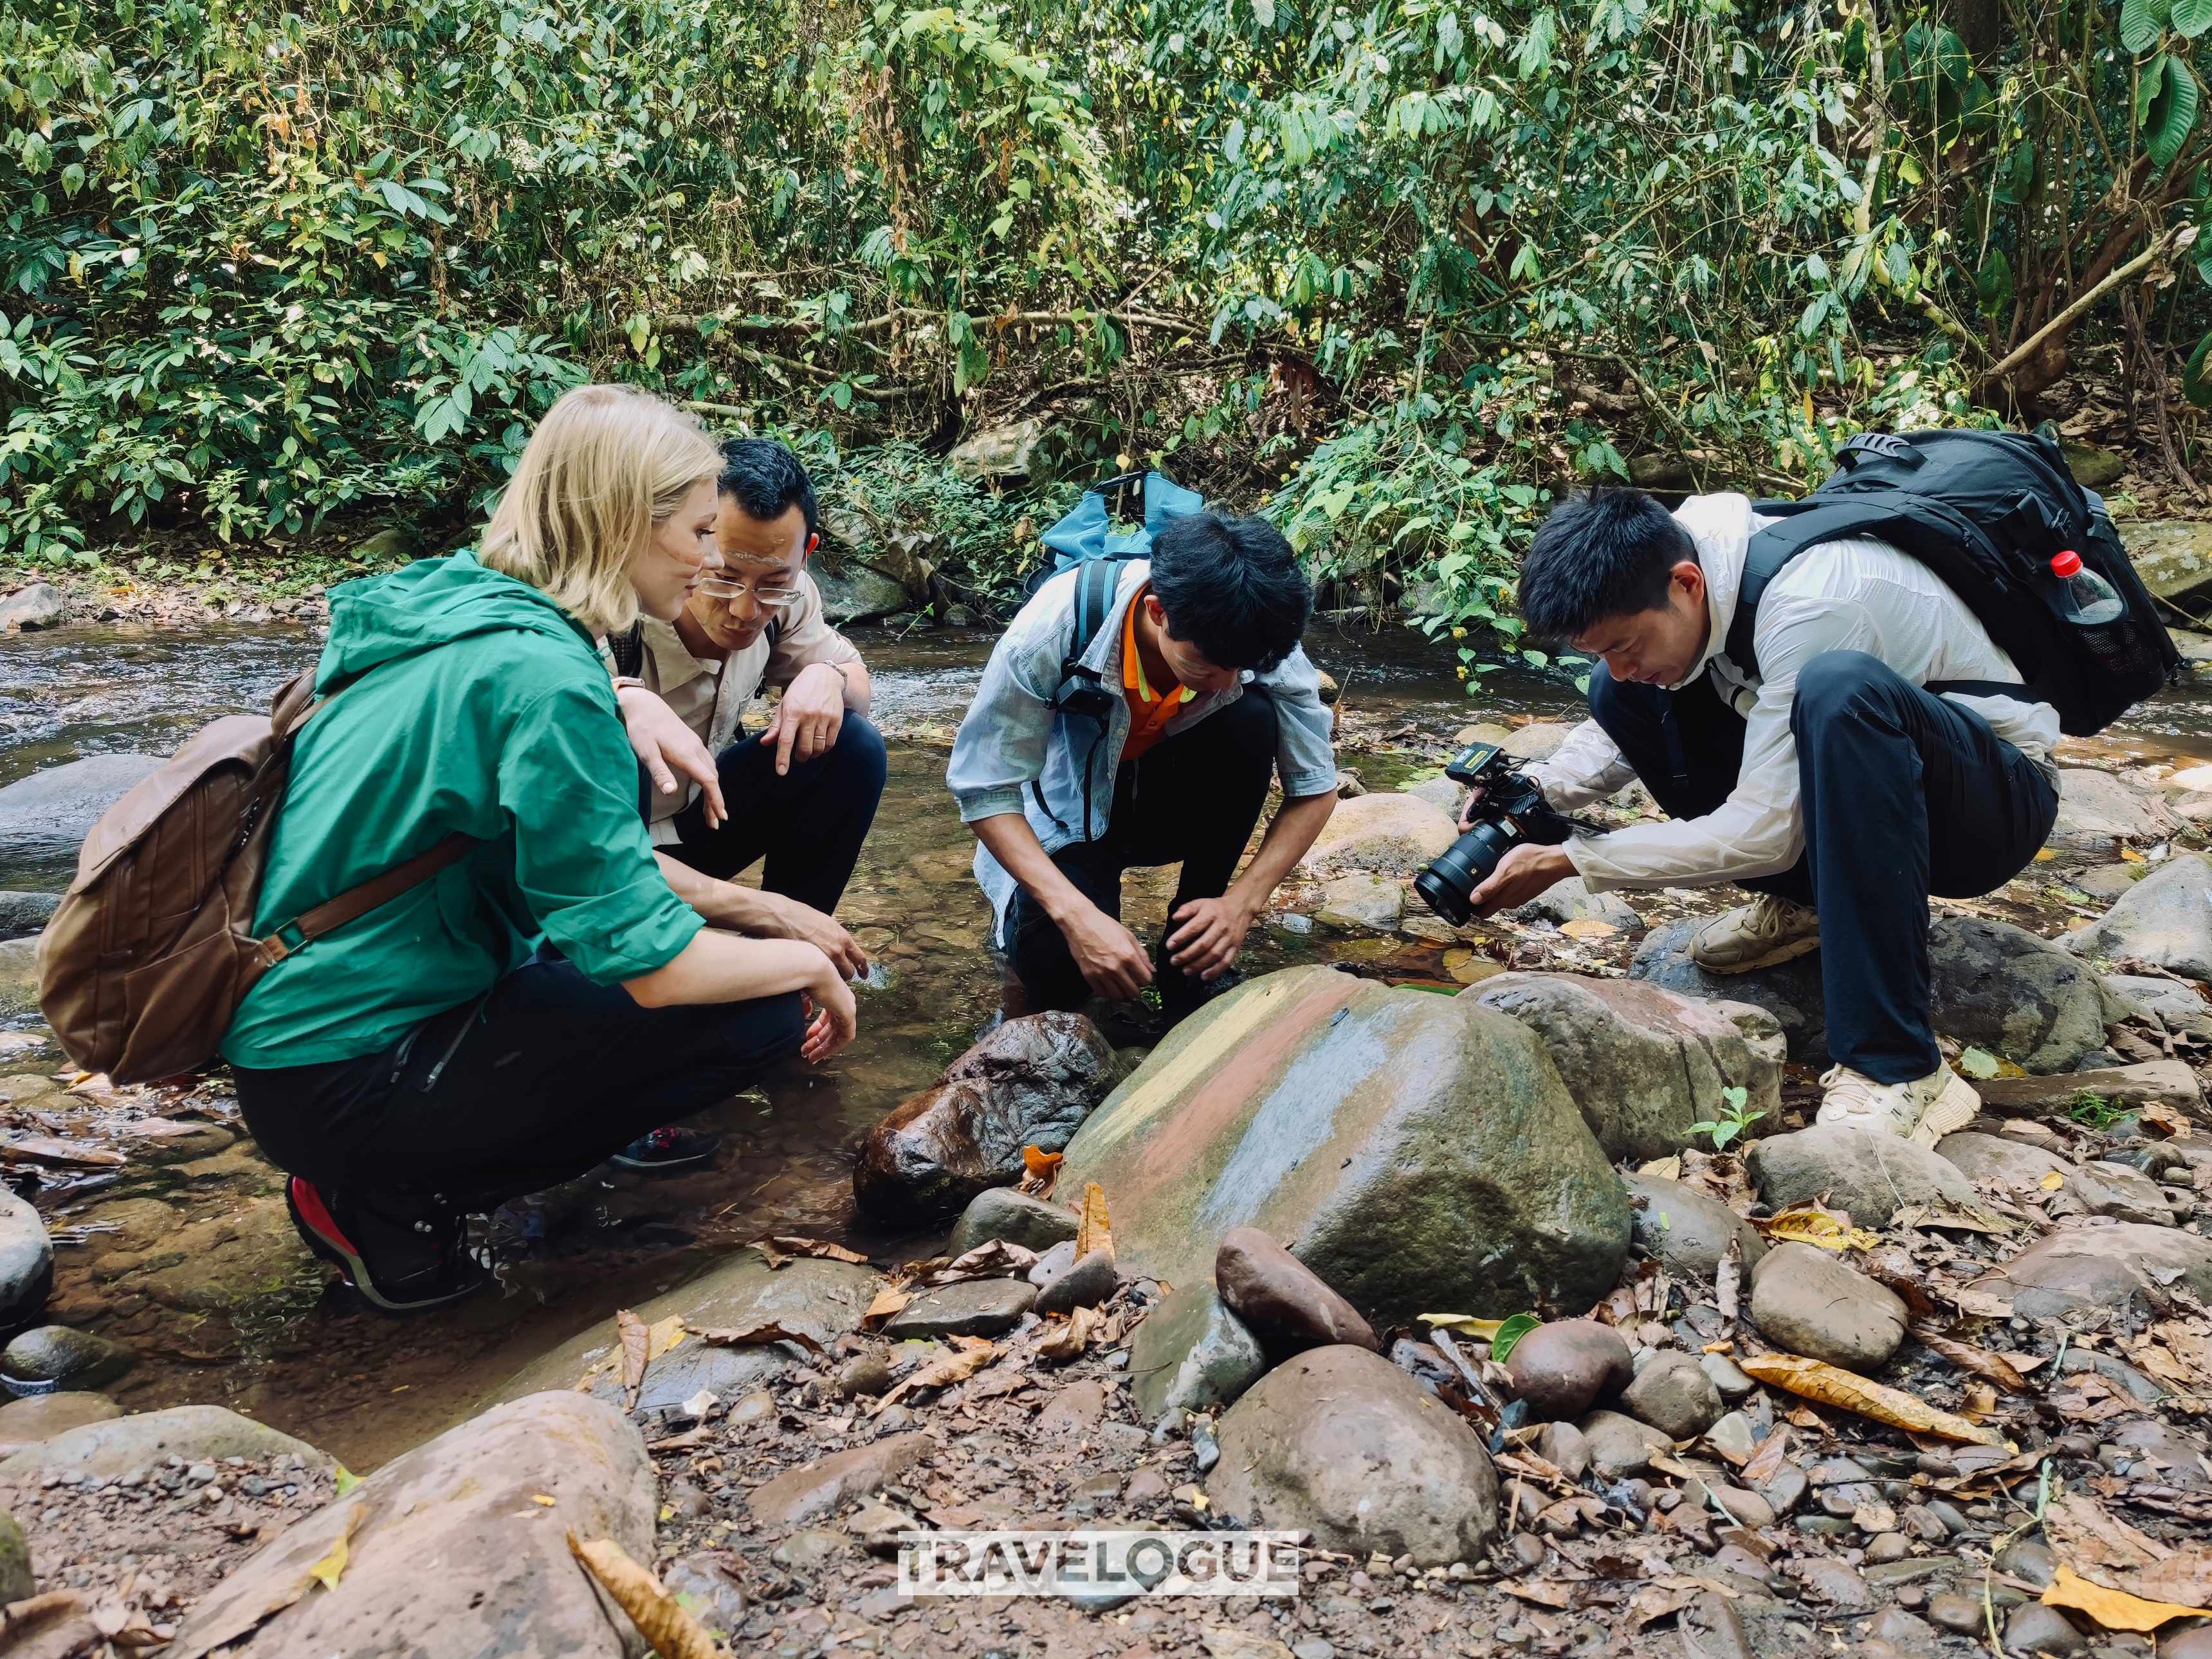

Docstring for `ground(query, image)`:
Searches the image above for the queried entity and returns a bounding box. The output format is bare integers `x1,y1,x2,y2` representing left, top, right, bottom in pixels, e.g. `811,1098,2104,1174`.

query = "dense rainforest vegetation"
5,0,2212,665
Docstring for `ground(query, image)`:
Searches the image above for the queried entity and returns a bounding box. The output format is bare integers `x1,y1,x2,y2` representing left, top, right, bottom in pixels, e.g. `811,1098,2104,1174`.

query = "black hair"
1516,488,1699,641
717,437,818,542
1147,511,1312,673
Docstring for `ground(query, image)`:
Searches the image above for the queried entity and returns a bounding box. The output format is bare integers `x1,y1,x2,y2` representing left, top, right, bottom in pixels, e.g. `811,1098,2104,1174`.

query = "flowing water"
6,613,2212,1467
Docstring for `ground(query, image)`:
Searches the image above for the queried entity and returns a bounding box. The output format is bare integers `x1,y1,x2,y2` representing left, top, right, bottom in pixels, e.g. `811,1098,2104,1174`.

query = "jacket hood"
317,551,596,690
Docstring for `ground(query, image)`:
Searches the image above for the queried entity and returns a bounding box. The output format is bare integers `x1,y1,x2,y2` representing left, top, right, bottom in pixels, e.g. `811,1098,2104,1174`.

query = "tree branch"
1976,223,2196,392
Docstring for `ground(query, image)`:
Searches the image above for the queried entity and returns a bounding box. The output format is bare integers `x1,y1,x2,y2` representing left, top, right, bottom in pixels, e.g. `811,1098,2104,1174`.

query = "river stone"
2047,768,2180,856
663,1552,747,1636
1623,1174,1767,1280
1299,793,1461,875
1128,1282,1266,1422
1538,1420,1591,1481
947,417,1046,479
812,562,913,625
2001,1604,2089,1657
1057,967,1631,1330
1617,1349,1724,1440
2063,850,2212,979
169,1393,650,1659
1746,1126,1979,1229
0,753,164,851
1406,776,1464,816
1,1324,136,1395
2105,973,2212,1041
1034,1249,1117,1315
0,1389,119,1456
1701,1354,1756,1402
2083,1158,2182,1224
494,1253,879,1411
1214,1227,1379,1361
0,582,62,632
1503,1319,1633,1421
1506,877,1645,931
0,1403,320,1482
0,938,35,1015
1315,873,1404,931
1576,1409,1675,1479
854,1012,1118,1220
0,1186,51,1326
0,890,57,940
1205,1345,1499,1566
946,1187,1080,1256
1748,1242,1906,1372
747,1433,931,1525
883,1276,1037,1337
1468,973,1784,1164
1631,913,2111,1072
1968,1223,2212,1319
1935,1132,2164,1222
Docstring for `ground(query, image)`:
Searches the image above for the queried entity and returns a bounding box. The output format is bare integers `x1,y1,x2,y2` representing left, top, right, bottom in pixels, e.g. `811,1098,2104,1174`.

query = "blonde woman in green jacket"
223,385,856,1314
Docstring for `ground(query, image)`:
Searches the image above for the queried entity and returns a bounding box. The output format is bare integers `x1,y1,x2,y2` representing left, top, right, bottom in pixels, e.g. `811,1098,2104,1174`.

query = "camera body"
1411,742,1586,926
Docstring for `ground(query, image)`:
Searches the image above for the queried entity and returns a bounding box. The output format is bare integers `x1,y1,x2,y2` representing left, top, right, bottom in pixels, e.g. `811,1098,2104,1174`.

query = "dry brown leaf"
1625,1584,1691,1631
1912,1324,2032,1394
875,1334,995,1412
753,1235,868,1269
1740,1424,1792,1488
1075,1182,1112,1261
1558,917,1616,940
2043,1563,2201,1631
617,1309,651,1412
859,1286,910,1332
1759,1197,1877,1252
1739,1352,2005,1445
2044,1494,2172,1579
1037,1303,1102,1362
0,1136,125,1168
928,1238,1039,1283
567,1532,722,1659
1019,1144,1063,1198
693,1321,827,1357
2141,1099,2194,1139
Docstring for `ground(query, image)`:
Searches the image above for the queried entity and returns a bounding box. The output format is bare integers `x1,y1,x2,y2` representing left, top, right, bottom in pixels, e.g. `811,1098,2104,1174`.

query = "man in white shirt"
1464,490,2061,1146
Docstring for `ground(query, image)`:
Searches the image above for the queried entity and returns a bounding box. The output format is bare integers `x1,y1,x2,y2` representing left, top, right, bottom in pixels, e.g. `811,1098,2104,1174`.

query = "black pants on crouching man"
1587,650,2058,1084
1006,689,1279,1018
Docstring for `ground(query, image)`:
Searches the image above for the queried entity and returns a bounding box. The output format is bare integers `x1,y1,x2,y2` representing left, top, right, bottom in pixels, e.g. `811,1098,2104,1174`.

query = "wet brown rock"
1970,1222,2212,1319
1748,1242,1906,1373
747,1433,931,1525
854,1013,1118,1219
1214,1227,1379,1361
2002,1604,2087,1656
0,1390,118,1458
881,1278,1036,1338
1504,1319,1633,1420
1575,1409,1673,1479
1617,1350,1723,1440
1205,1345,1499,1565
1035,1380,1106,1436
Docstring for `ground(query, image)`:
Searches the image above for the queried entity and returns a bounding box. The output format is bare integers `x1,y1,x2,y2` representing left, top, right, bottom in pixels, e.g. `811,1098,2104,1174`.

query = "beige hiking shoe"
1689,894,1821,974
1816,1063,1981,1148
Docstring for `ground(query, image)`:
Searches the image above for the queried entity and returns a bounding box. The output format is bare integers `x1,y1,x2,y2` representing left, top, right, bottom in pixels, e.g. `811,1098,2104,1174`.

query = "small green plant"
2068,1090,2133,1131
1689,1085,1765,1153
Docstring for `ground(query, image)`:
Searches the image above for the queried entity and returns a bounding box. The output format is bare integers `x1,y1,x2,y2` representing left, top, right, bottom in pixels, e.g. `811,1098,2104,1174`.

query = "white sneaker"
1816,1063,1981,1148
1689,894,1821,974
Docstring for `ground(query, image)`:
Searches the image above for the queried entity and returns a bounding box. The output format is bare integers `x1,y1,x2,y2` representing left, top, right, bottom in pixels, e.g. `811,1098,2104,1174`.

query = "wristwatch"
610,676,650,693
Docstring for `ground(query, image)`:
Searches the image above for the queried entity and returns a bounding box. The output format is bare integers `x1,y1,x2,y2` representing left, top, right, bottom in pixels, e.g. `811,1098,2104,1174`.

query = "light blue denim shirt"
946,559,1339,941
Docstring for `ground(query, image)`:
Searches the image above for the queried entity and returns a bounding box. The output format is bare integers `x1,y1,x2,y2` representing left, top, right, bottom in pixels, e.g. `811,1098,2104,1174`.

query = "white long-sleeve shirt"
1530,493,2061,893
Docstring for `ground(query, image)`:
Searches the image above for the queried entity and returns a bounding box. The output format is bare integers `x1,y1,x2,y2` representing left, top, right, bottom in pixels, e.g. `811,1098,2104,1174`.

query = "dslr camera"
1411,742,1590,926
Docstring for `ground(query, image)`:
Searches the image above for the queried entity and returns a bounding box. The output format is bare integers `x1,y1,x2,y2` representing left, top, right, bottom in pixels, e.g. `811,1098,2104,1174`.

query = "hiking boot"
1689,894,1821,974
1816,1064,1981,1147
285,1177,491,1315
610,1124,722,1174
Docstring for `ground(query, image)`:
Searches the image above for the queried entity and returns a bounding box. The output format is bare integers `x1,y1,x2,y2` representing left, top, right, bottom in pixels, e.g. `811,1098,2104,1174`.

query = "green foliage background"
6,0,2212,662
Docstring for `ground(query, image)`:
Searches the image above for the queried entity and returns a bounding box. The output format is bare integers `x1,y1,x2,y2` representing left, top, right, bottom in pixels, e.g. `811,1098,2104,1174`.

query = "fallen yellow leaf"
1558,918,1617,940
532,1494,557,1507
309,1508,363,1594
568,1532,721,1659
1739,1352,2006,1445
2041,1170,2065,1191
1075,1181,1113,1261
1764,1200,1879,1252
2045,1563,2202,1632
860,1285,910,1331
1421,1314,1508,1339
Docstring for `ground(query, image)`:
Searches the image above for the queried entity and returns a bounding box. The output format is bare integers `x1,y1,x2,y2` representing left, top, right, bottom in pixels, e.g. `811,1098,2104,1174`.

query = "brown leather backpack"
35,669,471,1083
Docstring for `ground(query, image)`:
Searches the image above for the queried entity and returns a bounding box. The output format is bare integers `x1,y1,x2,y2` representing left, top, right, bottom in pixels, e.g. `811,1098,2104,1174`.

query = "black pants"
235,957,806,1214
662,715,887,913
1007,690,1278,1013
1589,652,2058,1083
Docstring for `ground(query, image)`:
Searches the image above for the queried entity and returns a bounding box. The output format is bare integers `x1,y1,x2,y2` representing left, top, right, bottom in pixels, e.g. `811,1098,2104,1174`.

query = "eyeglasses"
695,576,804,609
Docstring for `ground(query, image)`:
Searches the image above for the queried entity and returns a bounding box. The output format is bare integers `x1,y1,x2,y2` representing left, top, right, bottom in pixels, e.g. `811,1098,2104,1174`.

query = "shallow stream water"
7,613,2212,1468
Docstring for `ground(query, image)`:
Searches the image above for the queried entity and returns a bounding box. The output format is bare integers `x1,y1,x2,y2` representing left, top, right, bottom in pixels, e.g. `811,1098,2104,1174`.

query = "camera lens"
1412,821,1519,927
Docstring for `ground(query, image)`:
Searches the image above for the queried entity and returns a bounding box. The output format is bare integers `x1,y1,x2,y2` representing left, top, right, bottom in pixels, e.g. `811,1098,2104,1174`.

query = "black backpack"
1728,429,2178,735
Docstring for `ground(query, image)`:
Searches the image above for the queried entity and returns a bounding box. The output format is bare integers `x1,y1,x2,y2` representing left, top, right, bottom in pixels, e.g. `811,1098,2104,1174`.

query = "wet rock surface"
1748,1240,1908,1372
0,1184,52,1325
1128,1282,1265,1422
0,752,163,852
1059,967,1631,1330
0,889,57,940
2063,848,2212,977
854,1013,1119,1218
1623,1172,1767,1279
1468,973,1784,1163
1,1324,137,1394
945,1186,1080,1256
1502,1318,1632,1420
1747,1124,1981,1227
1214,1225,1378,1361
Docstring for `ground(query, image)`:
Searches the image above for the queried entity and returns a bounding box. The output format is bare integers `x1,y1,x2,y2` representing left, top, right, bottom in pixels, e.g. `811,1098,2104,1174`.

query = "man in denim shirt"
947,513,1339,1019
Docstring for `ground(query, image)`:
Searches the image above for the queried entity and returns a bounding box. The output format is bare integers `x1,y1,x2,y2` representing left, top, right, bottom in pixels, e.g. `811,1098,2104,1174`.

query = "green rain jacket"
220,552,701,1069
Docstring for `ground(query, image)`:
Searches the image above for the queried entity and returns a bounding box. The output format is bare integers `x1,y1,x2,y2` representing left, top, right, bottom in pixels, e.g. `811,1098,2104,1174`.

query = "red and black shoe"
609,1125,722,1175
285,1177,491,1316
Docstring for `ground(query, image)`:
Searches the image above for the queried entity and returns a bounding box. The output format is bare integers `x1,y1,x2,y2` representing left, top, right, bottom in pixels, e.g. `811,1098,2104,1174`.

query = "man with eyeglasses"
599,437,885,1169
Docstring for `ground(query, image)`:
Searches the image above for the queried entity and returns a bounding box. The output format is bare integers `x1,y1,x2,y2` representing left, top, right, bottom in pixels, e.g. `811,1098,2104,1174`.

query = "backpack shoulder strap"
261,834,476,964
1050,559,1121,705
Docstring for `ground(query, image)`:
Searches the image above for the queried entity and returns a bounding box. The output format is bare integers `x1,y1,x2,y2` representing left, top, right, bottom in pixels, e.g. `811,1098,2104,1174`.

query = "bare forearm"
1224,792,1337,913
623,928,829,1009
836,659,873,717
654,853,784,933
973,813,1096,926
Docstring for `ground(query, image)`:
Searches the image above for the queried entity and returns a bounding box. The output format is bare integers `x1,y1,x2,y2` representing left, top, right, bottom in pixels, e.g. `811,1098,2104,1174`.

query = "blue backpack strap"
1030,558,1124,839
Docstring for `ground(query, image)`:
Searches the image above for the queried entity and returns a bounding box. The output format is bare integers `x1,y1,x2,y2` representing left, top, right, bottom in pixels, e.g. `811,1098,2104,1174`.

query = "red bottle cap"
2051,549,2084,578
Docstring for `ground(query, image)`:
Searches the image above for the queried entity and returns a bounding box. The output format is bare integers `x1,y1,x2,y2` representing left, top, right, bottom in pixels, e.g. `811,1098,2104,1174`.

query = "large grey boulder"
2046,769,2180,856
0,753,163,851
2105,973,2212,1041
0,582,62,632
495,1253,879,1415
1623,1174,1766,1280
854,1013,1119,1220
1469,973,1784,1164
1748,1242,1906,1373
169,1394,653,1659
1631,913,2111,1072
946,1187,1079,1256
1058,967,1632,1330
2063,852,2212,980
0,937,38,1015
1745,1126,1979,1229
811,561,913,625
1205,1346,1499,1566
0,1404,320,1481
1301,793,1461,876
1507,878,1643,932
0,1187,51,1327
1936,1133,2168,1222
1970,1225,2212,1320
